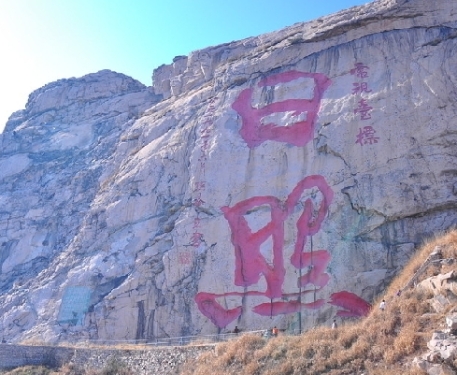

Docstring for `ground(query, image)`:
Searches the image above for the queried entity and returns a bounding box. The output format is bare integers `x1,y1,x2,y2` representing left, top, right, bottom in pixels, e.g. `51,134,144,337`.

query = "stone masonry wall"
0,344,213,374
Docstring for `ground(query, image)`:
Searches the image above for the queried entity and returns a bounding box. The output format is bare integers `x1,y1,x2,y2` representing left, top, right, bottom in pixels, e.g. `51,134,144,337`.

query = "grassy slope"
182,230,457,375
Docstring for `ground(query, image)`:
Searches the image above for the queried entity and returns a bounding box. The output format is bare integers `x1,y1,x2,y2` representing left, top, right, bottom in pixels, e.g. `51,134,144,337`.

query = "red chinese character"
200,139,210,152
192,217,201,230
350,63,369,78
352,82,372,95
355,126,380,146
179,252,192,265
232,71,331,148
200,126,212,137
195,175,334,327
222,176,333,297
193,181,206,192
354,99,373,120
193,192,205,207
190,232,203,247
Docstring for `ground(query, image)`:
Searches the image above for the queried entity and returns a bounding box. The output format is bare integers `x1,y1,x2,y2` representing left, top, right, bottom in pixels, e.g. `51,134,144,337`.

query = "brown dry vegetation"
181,229,457,375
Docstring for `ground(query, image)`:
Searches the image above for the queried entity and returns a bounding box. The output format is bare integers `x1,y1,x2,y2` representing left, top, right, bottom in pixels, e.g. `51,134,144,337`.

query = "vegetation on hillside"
181,229,457,375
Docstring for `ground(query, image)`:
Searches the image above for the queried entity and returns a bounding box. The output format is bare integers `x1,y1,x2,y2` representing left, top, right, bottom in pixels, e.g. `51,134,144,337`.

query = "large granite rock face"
1,0,457,343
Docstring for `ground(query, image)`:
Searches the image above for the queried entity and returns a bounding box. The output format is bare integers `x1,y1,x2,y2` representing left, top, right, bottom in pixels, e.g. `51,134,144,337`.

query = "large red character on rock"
195,70,370,328
195,175,333,327
232,71,331,148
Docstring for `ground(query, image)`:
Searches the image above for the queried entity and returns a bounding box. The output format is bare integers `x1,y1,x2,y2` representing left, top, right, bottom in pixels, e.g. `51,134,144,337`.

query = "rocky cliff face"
0,0,457,343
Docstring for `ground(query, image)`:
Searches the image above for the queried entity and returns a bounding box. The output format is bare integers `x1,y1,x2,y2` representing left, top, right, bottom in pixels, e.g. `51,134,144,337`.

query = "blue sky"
0,0,372,133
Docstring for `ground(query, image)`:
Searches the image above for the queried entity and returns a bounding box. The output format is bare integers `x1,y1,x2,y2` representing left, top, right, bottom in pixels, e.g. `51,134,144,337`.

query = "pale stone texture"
0,0,457,343
0,344,211,374
413,273,457,374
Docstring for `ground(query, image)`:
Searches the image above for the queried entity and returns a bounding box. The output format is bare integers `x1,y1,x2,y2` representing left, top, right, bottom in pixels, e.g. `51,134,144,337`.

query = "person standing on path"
272,326,279,337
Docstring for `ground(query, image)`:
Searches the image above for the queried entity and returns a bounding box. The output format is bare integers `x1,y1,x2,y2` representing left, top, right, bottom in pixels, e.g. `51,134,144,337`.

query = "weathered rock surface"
413,270,457,375
414,324,457,375
1,0,457,343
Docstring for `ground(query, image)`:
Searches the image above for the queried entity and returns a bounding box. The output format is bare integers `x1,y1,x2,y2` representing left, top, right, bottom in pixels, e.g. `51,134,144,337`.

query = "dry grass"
181,229,457,375
387,229,457,295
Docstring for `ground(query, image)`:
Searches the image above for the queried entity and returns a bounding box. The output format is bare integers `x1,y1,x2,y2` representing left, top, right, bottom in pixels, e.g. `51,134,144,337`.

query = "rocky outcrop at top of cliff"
0,0,456,344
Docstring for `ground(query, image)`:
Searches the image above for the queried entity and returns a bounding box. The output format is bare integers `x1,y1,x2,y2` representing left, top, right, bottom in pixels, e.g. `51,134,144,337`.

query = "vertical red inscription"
188,96,217,248
350,62,379,145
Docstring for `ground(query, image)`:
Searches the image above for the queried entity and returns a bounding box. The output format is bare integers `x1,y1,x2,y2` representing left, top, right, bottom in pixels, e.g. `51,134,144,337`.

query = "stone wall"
0,344,213,374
